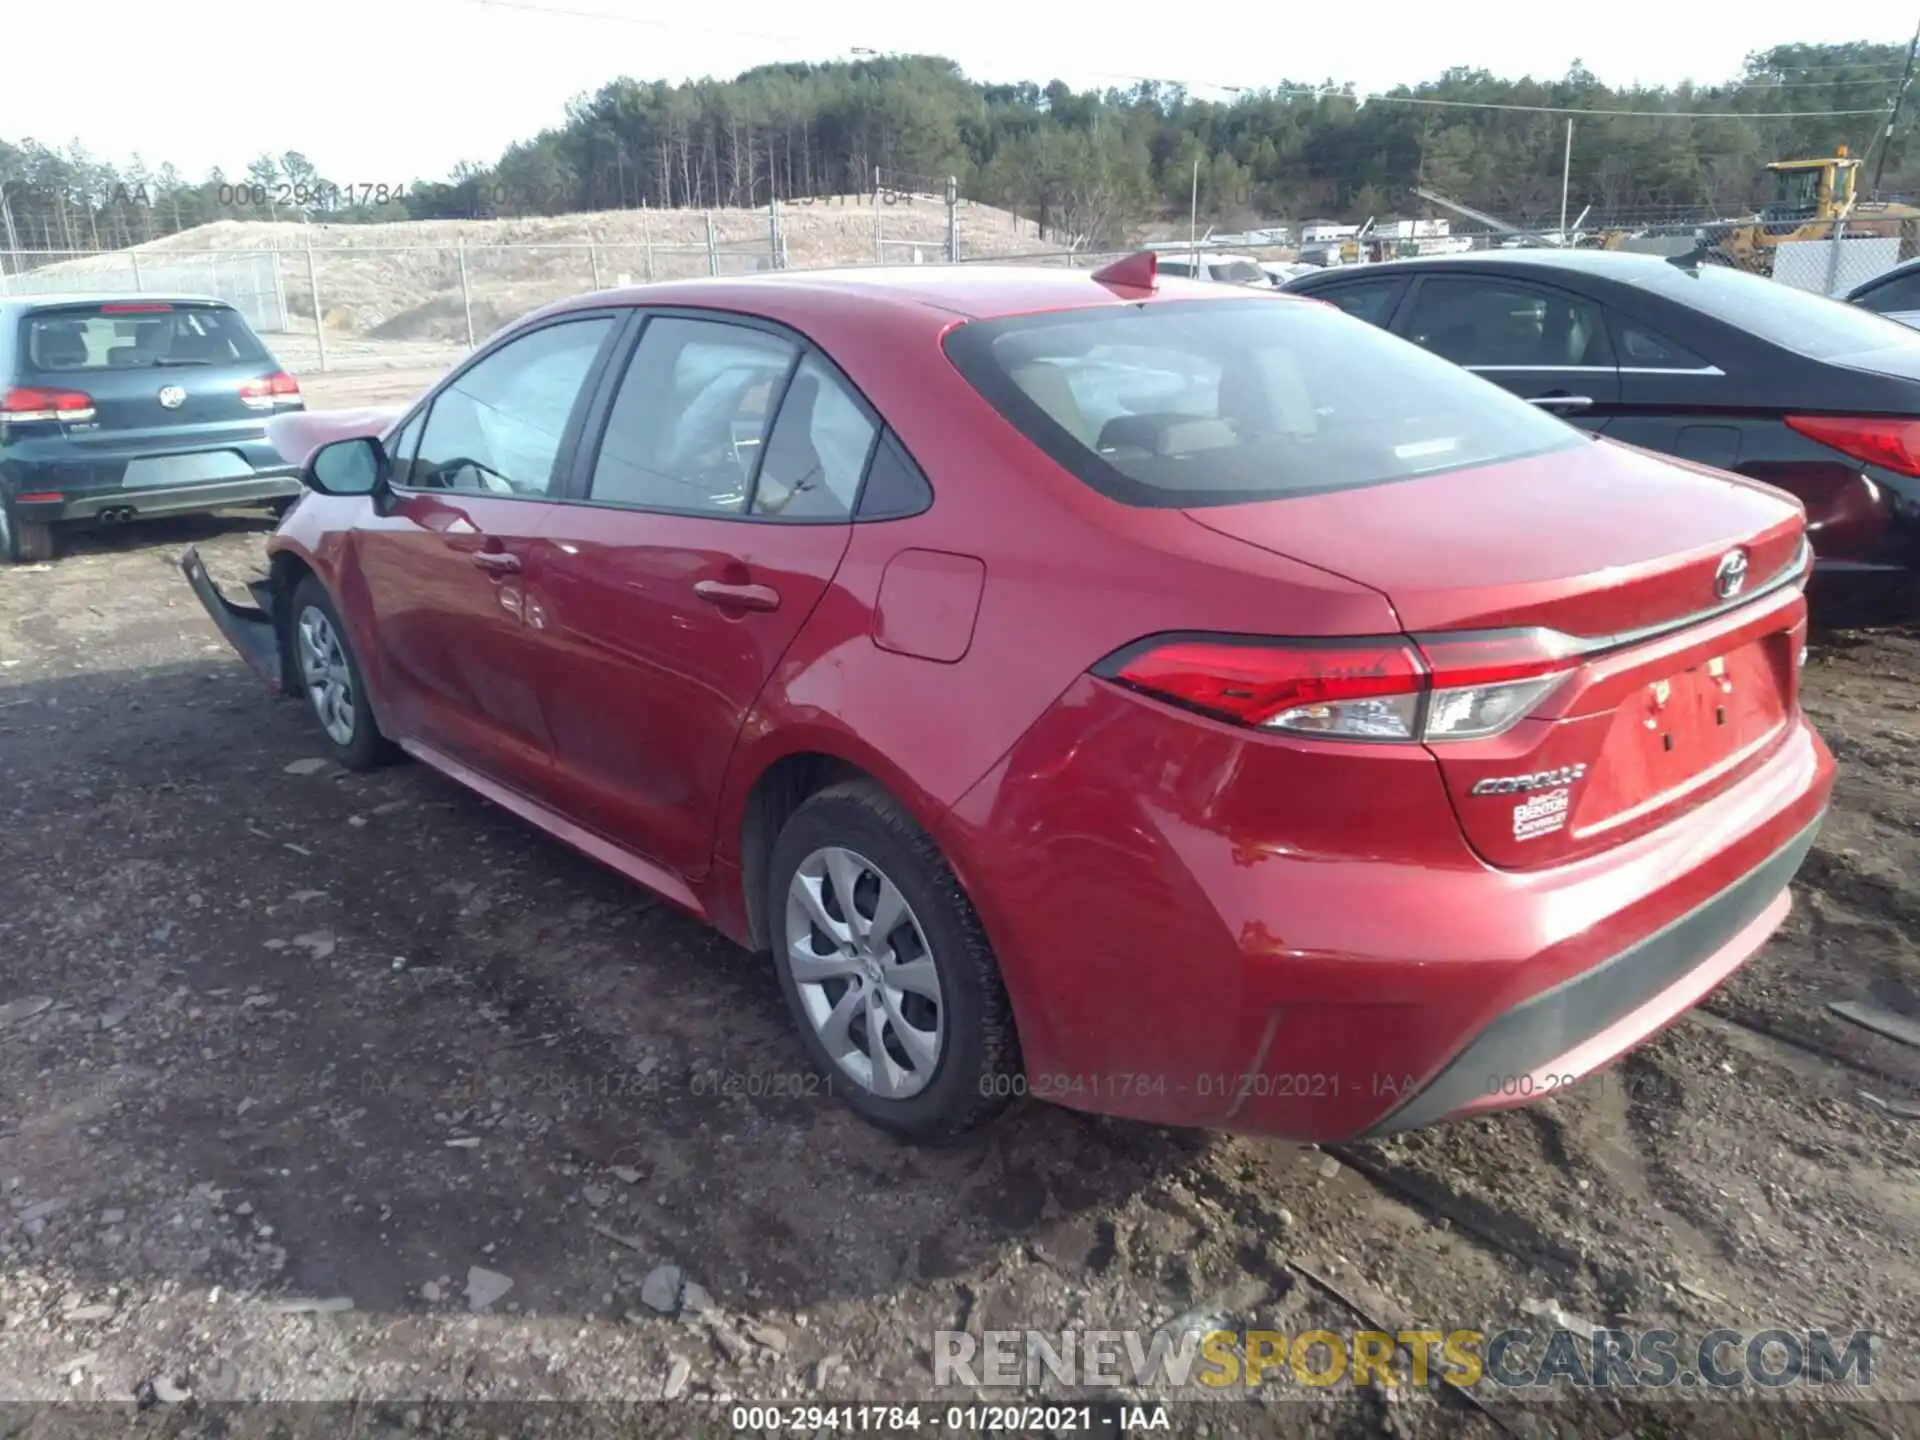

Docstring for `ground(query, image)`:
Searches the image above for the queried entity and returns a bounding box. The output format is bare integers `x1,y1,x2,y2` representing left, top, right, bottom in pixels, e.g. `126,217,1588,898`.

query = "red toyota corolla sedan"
181,255,1834,1145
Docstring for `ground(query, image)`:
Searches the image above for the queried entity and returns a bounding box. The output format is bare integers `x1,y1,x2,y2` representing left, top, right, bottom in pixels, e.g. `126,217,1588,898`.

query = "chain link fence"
9,202,1910,380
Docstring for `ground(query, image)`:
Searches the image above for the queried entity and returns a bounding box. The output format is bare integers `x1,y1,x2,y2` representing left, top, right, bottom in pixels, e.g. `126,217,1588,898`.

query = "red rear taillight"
240,371,302,410
1099,630,1579,743
1110,639,1426,738
98,302,174,314
1785,414,1920,477
0,386,96,425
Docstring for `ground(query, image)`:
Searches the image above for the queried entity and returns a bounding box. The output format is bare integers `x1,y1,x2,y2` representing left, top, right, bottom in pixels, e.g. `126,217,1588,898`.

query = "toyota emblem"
157,385,187,410
1714,548,1749,600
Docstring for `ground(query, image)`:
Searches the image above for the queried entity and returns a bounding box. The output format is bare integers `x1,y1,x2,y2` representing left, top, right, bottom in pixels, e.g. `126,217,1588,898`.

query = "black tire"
287,574,397,772
0,496,55,564
766,780,1020,1144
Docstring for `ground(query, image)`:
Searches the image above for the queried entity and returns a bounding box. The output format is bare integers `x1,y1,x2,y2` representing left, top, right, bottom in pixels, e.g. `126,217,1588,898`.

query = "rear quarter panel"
708,300,1402,924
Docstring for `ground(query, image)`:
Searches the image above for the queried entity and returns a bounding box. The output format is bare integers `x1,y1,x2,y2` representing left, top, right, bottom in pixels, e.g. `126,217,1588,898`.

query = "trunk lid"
1186,438,1810,868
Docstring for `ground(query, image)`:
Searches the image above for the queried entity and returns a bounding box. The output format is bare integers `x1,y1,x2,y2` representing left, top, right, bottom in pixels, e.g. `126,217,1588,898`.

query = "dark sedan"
0,293,305,563
1287,251,1920,593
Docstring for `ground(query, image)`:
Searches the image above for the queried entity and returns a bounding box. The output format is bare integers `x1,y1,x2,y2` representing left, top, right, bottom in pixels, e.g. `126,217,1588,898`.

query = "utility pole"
1560,118,1574,241
1189,157,1200,275
1871,13,1920,197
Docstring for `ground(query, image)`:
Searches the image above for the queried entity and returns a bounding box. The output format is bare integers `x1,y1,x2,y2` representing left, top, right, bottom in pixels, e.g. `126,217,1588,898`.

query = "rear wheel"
289,575,394,771
0,498,55,565
767,780,1020,1144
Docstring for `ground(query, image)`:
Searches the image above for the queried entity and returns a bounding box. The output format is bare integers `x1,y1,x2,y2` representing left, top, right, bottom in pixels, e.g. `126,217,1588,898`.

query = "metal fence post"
304,245,328,374
873,166,883,261
705,213,719,276
271,252,290,333
1823,216,1850,296
589,243,602,290
768,190,783,269
130,250,143,293
946,176,959,264
457,240,476,349
642,207,655,283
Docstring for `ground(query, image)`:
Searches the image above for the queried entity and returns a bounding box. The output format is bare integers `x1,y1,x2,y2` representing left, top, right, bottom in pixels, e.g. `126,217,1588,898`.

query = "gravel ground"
0,511,1915,1439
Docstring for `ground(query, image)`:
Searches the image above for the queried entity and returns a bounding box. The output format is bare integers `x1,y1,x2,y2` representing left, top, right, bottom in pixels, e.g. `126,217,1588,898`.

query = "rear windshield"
1634,262,1920,360
21,304,267,372
942,297,1582,507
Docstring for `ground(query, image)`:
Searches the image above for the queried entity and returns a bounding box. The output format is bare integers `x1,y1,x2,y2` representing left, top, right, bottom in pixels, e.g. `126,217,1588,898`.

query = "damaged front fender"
179,546,288,694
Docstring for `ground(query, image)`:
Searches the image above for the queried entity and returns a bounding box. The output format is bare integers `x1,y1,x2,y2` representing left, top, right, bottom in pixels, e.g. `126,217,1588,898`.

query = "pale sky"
4,0,1916,182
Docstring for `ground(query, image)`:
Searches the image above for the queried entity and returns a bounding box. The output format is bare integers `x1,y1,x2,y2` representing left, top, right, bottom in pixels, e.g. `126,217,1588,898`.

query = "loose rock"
641,1265,683,1313
465,1267,513,1312
662,1355,692,1400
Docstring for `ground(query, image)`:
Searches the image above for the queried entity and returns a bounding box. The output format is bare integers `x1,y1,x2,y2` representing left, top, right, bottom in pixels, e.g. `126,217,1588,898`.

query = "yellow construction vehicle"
1604,146,1920,272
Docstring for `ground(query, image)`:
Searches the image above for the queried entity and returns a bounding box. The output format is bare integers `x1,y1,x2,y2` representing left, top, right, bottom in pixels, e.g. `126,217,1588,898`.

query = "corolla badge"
1714,548,1749,600
1470,764,1587,797
157,385,187,410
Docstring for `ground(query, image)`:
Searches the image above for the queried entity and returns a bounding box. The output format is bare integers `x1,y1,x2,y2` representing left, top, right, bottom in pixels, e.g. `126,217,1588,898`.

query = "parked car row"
178,250,1835,1149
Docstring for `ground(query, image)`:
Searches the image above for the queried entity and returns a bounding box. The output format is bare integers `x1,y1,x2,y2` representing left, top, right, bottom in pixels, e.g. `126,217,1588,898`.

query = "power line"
1345,92,1886,118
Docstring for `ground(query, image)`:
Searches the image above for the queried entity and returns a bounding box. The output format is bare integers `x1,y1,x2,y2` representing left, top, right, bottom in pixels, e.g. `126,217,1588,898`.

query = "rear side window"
942,298,1582,508
21,304,267,372
588,317,799,515
1614,318,1711,370
1638,262,1920,360
1856,269,1920,316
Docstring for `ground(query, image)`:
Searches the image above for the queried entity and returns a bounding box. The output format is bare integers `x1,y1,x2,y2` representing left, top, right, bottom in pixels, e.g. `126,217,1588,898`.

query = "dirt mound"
15,201,1050,345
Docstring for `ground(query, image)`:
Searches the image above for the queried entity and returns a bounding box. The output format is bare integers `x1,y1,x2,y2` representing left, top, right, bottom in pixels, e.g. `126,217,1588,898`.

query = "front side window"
943,297,1582,508
405,318,614,496
1312,280,1400,327
588,317,798,515
1400,278,1614,368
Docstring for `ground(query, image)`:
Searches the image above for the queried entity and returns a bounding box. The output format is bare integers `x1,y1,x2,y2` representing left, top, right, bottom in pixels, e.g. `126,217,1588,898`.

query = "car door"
531,312,871,878
1594,310,1744,468
1392,273,1620,431
348,312,622,801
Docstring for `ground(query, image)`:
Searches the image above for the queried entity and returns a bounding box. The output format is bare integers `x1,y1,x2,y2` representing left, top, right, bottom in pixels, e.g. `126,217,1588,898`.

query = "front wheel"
767,780,1020,1144
289,575,395,771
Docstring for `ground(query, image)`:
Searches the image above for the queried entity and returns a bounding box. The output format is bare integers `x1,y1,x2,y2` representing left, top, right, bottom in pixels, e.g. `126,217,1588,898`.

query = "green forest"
2,39,1916,251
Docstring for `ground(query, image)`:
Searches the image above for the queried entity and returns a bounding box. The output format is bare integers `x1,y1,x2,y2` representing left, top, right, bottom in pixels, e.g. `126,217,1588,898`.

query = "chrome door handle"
1528,395,1594,411
694,579,780,612
470,550,521,573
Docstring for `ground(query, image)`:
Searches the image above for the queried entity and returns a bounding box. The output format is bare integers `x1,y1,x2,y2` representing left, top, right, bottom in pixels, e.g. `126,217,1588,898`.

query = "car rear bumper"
2,439,299,522
938,675,1836,1142
179,544,287,693
19,473,301,522
1361,812,1819,1134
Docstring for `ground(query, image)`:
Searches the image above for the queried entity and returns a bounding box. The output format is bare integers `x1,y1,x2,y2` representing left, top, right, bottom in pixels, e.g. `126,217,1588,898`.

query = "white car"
1258,260,1318,287
1151,252,1270,287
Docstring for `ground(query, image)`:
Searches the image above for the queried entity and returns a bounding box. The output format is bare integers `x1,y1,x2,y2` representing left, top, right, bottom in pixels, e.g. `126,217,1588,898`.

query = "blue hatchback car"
0,293,305,563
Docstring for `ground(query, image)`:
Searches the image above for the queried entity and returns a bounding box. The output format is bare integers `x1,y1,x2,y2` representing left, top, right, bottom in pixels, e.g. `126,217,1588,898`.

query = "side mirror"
303,436,389,497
